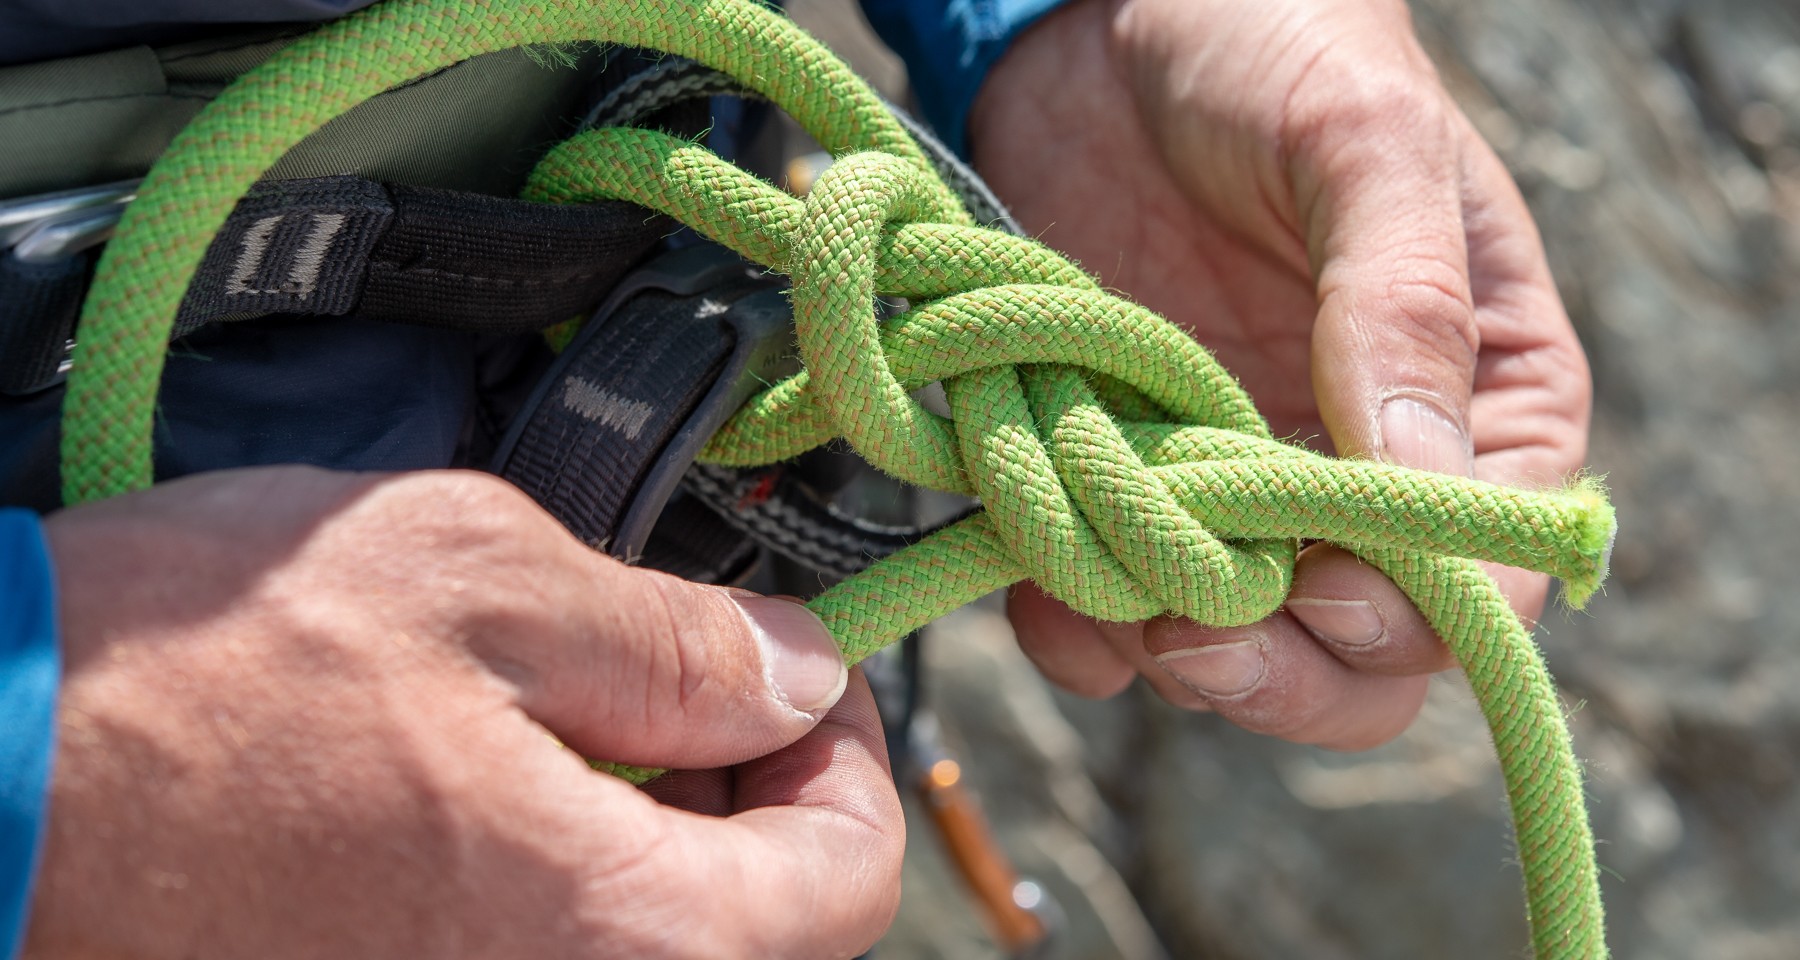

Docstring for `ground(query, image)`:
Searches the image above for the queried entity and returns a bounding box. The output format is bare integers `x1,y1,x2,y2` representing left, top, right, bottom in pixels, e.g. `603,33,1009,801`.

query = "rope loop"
532,128,1613,632
578,137,1307,624
772,150,1286,623
789,152,966,493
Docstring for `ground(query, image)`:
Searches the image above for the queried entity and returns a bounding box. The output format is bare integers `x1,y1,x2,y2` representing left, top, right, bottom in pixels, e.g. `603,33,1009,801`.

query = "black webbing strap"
682,461,976,580
490,244,793,582
181,176,665,336
0,254,83,394
490,241,969,586
0,174,665,393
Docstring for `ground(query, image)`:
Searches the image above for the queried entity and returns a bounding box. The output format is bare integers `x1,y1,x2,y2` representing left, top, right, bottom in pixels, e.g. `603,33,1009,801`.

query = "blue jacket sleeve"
0,510,57,959
859,0,1070,157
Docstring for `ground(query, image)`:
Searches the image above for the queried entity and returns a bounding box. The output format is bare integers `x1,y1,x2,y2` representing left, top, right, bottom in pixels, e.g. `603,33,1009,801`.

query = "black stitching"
0,90,210,120
158,29,312,65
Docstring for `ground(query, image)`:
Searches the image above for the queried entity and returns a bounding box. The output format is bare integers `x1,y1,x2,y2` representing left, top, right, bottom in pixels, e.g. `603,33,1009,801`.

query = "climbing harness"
49,0,1615,956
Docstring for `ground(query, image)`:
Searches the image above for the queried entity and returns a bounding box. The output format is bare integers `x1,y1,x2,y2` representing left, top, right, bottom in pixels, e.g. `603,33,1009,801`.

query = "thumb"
1302,112,1478,476
474,557,850,771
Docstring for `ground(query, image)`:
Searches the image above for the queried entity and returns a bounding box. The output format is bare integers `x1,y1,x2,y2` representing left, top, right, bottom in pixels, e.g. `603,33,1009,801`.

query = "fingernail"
1154,638,1266,698
1287,597,1386,647
1379,397,1473,476
734,596,848,714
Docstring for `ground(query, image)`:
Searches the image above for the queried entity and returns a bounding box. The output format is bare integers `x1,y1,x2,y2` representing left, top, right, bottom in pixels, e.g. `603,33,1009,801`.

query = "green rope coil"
58,0,1613,956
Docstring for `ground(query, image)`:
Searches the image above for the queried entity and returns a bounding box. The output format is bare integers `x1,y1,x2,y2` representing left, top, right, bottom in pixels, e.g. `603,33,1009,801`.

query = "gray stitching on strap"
286,213,347,297
224,214,283,295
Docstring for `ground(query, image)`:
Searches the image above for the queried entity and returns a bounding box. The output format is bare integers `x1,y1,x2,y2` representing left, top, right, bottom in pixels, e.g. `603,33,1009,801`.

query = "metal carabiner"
0,179,138,250
11,202,130,264
0,180,138,396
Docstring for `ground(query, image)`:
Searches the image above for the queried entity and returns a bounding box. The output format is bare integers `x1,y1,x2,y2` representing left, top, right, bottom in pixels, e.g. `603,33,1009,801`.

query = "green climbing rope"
57,0,1614,956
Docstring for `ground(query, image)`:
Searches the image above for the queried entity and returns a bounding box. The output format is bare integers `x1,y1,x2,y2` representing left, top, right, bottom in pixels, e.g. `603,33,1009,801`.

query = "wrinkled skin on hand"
29,467,900,960
972,0,1591,748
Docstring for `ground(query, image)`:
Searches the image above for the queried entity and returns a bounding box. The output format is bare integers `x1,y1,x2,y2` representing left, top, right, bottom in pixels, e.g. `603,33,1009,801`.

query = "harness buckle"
491,242,794,580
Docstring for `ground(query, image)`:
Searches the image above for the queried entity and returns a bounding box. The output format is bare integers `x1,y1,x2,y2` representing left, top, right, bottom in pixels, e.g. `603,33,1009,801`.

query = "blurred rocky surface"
784,0,1800,957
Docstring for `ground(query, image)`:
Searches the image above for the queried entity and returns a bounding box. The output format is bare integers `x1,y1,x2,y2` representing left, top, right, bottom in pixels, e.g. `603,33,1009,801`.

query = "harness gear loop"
57,1,1615,957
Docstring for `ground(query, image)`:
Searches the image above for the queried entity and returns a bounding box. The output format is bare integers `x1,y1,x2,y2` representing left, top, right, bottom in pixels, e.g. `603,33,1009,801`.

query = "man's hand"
971,0,1591,748
28,467,900,960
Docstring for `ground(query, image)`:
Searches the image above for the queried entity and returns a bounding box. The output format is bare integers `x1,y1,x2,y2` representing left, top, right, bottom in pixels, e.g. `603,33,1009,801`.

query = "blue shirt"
860,0,1068,155
0,512,57,957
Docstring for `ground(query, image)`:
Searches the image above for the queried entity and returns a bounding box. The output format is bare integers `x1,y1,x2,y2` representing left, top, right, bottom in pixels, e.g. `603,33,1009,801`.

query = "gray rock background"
784,0,1800,956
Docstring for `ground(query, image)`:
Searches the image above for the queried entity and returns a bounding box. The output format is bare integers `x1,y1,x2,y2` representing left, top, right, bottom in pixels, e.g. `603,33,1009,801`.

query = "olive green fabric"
0,45,197,197
0,28,601,199
56,1,1615,956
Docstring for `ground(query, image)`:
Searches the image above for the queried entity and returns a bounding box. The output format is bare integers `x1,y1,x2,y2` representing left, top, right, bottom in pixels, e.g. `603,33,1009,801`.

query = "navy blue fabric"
0,319,479,513
860,0,1069,155
0,510,58,959
0,1,381,64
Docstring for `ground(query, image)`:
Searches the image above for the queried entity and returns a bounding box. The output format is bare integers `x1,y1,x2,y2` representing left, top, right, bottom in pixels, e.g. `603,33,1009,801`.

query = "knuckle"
1287,69,1454,169
1341,74,1453,145
1247,690,1336,742
632,574,720,711
344,470,518,548
1023,641,1135,699
1386,261,1476,324
1376,272,1481,373
1065,668,1137,700
1540,337,1594,423
338,472,568,638
416,471,543,536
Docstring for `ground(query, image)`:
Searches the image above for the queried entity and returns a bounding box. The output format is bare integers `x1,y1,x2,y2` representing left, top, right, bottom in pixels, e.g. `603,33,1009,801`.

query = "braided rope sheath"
58,0,1612,956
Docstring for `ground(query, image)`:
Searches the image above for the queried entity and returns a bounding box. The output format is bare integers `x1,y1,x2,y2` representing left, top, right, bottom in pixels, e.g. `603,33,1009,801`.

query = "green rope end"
1560,474,1616,610
522,41,588,70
